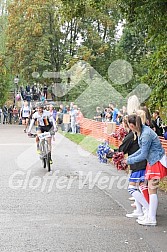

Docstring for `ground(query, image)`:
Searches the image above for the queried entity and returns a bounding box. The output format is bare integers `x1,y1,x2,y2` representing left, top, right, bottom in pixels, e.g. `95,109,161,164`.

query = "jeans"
71,120,76,134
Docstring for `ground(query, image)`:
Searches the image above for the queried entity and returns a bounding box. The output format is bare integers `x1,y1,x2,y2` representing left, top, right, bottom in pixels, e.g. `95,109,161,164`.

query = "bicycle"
28,131,55,172
38,131,55,172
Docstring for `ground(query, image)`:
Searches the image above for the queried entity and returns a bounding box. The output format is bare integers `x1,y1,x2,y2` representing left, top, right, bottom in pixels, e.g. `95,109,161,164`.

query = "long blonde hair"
136,109,146,124
127,95,140,115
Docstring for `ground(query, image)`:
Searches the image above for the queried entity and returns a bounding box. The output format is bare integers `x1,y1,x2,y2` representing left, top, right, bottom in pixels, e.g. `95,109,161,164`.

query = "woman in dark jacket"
119,115,149,218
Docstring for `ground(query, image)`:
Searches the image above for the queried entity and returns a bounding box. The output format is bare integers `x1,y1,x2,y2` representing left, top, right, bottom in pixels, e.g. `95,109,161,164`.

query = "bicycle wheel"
42,156,46,169
47,153,51,172
39,141,46,168
44,142,51,172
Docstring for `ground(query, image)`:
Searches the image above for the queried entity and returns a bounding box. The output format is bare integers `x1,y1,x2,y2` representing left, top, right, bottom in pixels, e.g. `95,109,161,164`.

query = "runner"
19,100,31,133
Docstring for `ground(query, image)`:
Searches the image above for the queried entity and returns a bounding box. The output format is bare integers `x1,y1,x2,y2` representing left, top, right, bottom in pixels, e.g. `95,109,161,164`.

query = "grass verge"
60,132,101,155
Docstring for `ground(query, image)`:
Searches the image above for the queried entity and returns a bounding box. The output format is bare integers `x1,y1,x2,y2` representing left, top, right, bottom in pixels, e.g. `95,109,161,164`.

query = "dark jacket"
119,131,146,172
152,117,163,136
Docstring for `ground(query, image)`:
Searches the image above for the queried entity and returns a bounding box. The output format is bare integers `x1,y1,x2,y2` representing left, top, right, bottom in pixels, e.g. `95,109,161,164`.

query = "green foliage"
0,0,166,111
116,0,167,116
141,45,167,111
0,1,11,106
6,0,118,83
0,57,10,106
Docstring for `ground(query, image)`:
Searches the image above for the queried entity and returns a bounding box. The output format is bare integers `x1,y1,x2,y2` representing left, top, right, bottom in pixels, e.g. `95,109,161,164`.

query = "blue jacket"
112,108,118,122
127,125,165,166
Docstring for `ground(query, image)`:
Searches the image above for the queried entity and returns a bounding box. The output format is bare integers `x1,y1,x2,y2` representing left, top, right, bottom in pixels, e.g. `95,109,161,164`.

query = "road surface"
0,124,167,252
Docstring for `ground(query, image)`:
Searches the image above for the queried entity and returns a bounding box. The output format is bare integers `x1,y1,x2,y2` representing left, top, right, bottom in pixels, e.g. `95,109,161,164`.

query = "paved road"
0,124,167,252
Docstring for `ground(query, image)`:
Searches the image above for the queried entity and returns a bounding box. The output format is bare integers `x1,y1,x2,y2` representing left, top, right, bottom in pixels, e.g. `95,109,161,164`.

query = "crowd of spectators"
55,102,83,134
0,105,20,124
94,103,126,125
93,101,167,139
0,83,49,125
19,83,48,105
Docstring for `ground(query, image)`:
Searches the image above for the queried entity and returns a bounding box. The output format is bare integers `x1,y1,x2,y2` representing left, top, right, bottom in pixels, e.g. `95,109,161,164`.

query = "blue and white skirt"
129,170,146,183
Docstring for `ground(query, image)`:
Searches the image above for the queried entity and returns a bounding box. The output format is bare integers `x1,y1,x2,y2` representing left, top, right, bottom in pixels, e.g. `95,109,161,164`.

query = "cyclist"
27,103,56,163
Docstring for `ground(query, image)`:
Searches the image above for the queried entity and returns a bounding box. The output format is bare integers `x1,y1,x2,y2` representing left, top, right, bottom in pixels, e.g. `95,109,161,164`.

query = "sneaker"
24,129,26,133
37,149,41,154
136,212,148,222
137,217,157,226
129,197,135,201
131,203,136,208
142,207,147,214
126,210,143,218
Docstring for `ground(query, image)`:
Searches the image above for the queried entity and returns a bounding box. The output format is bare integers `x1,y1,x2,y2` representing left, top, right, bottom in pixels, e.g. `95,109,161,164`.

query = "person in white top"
20,100,31,132
70,105,78,134
27,103,56,162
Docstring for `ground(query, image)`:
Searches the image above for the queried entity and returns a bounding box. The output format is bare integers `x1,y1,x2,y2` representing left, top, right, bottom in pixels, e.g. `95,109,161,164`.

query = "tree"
116,0,167,113
0,0,11,106
6,0,118,101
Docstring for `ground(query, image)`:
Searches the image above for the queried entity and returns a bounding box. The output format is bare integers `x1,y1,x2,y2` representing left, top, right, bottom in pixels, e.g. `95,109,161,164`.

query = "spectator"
33,92,39,101
116,111,123,125
3,105,8,124
119,116,148,219
70,105,78,134
0,107,2,124
110,103,119,123
163,126,167,140
127,95,140,115
94,107,102,122
57,108,63,125
40,93,46,103
76,108,84,133
12,106,19,123
152,110,163,136
122,106,127,116
101,108,107,122
48,104,57,121
59,104,68,114
20,86,25,100
140,105,152,127
70,102,74,110
8,105,13,124
126,114,167,226
105,107,112,122
43,85,48,99
65,105,70,113
26,92,31,107
32,84,36,94
26,85,30,93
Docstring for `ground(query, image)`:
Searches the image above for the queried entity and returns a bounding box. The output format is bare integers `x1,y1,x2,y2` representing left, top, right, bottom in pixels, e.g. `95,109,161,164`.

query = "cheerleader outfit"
119,130,147,182
119,130,149,216
127,125,167,181
145,157,167,180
